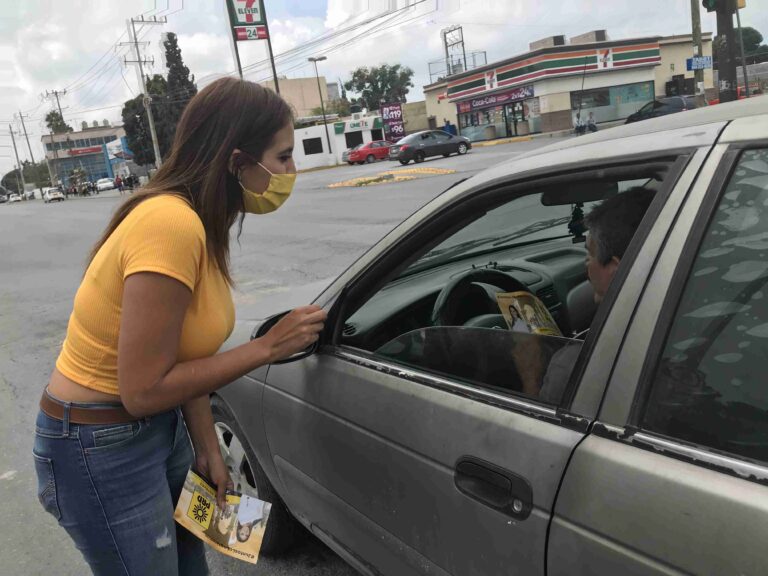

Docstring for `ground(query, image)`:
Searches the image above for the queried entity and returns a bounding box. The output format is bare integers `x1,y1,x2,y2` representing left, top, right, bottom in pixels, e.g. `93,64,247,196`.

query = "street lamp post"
308,56,333,156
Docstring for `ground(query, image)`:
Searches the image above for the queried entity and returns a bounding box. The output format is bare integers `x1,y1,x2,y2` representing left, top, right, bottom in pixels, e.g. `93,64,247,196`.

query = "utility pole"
121,15,166,169
9,125,26,193
44,89,67,123
735,3,750,97
690,0,706,102
15,111,36,164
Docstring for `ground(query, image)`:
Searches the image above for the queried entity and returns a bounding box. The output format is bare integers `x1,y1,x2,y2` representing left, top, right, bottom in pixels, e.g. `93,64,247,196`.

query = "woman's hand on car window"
262,305,327,362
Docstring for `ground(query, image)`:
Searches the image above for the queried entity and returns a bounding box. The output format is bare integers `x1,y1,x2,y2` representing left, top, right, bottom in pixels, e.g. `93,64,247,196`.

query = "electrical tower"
120,14,167,169
441,25,468,77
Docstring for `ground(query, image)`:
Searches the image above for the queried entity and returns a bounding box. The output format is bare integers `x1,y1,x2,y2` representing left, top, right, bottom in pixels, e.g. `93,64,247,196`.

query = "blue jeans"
32,402,208,576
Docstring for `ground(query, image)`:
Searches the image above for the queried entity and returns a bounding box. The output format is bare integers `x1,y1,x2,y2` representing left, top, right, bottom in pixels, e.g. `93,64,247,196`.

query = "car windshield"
402,178,653,276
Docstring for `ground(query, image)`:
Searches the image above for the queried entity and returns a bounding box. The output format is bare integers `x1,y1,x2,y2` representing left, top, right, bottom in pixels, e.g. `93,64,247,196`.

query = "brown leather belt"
40,390,137,425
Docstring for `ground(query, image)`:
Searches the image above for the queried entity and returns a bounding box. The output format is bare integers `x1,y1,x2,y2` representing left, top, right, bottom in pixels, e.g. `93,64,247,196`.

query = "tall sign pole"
225,0,279,93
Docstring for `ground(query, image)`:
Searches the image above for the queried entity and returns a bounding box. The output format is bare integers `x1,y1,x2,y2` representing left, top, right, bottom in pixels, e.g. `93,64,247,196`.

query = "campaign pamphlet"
174,469,271,565
496,291,563,337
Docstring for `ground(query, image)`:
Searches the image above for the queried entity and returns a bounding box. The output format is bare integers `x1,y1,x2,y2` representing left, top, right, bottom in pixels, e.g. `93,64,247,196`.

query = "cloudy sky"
0,0,766,176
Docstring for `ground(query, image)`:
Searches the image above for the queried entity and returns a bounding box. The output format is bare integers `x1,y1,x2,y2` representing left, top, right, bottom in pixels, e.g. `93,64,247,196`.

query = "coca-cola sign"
457,85,534,114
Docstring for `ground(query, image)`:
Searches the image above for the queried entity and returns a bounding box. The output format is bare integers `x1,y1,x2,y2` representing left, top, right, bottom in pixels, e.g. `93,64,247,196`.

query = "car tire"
210,396,301,556
414,151,425,163
366,154,375,164
399,159,410,165
457,143,468,155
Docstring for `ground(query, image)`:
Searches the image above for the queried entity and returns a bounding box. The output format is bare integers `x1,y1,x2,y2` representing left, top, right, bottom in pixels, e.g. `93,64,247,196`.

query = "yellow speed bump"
380,167,456,176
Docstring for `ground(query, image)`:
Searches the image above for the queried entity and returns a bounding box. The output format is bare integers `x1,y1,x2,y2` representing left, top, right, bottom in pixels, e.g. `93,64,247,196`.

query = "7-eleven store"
447,37,661,141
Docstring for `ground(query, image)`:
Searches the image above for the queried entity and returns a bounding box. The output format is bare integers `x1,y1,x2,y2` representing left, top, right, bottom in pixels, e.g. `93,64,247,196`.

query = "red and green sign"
227,0,267,41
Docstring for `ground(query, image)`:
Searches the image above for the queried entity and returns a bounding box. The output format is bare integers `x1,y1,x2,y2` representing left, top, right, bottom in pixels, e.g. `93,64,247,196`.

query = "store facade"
456,84,537,141
445,36,663,140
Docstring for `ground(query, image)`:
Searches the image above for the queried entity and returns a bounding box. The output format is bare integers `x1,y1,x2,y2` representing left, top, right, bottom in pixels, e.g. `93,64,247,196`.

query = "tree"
45,110,72,134
311,98,351,117
0,160,50,193
120,31,197,166
343,64,414,111
162,32,197,144
122,74,169,167
714,27,766,65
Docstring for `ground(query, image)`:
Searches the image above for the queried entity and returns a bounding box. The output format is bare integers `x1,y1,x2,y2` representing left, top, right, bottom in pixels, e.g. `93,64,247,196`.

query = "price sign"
235,26,268,41
381,102,405,142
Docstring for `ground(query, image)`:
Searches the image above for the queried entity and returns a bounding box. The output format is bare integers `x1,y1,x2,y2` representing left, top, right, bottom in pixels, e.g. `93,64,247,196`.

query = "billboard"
381,103,405,142
107,137,134,162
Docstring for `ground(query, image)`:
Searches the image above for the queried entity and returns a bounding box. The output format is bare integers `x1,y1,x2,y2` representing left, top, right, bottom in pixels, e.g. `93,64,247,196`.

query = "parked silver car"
214,98,768,575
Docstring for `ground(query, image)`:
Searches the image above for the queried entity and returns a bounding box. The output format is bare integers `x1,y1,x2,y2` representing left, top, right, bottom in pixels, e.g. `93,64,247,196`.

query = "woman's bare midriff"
47,368,122,403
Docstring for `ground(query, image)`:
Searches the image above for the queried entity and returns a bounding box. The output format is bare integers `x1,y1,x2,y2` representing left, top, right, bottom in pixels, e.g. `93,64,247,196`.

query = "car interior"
339,160,677,402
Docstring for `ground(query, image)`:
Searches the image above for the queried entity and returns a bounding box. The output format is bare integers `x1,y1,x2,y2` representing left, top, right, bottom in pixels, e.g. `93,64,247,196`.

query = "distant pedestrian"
587,112,598,133
115,175,124,195
33,77,325,576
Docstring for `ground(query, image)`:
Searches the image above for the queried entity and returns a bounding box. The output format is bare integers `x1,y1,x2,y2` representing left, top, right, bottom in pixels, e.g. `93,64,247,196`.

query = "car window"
433,132,451,142
342,173,666,406
641,148,768,463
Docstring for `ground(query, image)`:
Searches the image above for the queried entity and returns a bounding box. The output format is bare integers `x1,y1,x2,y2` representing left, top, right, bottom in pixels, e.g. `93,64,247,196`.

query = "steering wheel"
431,268,530,327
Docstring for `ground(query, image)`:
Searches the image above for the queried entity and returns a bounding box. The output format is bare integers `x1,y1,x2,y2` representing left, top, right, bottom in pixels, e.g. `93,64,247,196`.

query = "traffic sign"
687,56,713,71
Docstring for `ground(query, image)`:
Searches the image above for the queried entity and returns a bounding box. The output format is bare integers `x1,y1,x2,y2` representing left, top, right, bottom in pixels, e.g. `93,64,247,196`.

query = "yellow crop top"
56,194,235,396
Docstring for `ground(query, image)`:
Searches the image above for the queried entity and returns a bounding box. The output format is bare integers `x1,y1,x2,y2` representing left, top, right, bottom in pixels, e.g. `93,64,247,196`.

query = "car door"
431,131,454,155
419,132,438,157
261,149,706,576
548,138,768,574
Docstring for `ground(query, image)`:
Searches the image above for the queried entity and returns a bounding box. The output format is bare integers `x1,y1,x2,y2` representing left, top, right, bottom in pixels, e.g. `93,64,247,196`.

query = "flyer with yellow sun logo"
174,469,272,564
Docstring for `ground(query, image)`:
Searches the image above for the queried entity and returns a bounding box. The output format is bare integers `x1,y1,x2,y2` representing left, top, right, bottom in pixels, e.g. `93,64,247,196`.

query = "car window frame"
327,150,695,425
628,142,768,465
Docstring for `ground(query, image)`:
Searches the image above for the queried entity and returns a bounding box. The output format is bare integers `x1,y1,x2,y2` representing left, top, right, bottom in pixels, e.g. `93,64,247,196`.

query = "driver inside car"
529,186,655,403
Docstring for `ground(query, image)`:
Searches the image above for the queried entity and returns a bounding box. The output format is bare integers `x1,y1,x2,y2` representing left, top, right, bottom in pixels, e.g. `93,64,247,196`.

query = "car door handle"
454,457,533,520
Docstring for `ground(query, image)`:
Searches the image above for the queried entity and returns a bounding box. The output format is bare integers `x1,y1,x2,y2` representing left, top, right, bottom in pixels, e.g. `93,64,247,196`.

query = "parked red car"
347,140,392,164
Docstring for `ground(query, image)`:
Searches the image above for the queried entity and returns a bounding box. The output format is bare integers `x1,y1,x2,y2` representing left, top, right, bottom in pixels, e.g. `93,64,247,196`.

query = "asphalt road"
0,137,564,575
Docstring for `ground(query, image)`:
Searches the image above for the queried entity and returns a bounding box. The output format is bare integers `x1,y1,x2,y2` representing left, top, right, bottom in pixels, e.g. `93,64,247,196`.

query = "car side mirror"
251,310,318,364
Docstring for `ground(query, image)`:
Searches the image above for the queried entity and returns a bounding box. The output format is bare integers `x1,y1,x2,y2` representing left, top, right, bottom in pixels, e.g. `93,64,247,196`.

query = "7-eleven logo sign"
231,0,263,25
597,48,613,69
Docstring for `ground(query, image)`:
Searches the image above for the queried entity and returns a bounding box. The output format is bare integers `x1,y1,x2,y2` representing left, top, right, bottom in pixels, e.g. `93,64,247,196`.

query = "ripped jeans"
32,405,208,576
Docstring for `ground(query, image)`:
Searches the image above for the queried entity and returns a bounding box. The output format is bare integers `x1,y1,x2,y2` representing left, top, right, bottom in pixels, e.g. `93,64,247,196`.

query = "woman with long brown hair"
32,77,325,575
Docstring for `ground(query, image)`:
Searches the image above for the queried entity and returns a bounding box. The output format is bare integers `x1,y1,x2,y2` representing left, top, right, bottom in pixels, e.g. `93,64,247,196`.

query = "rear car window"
642,148,768,463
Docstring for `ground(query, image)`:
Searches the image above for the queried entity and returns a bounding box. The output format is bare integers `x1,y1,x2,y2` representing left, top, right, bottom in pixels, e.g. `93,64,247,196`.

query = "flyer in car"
496,291,563,337
174,469,271,565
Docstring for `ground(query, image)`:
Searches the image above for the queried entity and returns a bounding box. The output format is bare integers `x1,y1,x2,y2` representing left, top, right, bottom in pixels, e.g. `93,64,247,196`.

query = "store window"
302,137,323,155
459,105,506,142
570,81,654,124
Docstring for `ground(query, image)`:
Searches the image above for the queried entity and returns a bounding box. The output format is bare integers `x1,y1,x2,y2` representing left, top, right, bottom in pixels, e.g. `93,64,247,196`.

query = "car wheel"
366,154,375,164
211,396,300,556
414,151,425,163
399,159,410,165
457,143,468,154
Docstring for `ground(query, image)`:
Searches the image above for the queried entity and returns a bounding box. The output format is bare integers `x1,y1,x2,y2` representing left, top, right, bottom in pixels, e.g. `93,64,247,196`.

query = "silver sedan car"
214,97,768,575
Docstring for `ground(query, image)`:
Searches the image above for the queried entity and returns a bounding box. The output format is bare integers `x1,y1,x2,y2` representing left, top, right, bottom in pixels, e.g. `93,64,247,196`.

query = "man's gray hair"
584,187,655,265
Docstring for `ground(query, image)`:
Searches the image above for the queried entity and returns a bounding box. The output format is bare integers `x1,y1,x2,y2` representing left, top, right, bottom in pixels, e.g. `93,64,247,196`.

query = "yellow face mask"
239,162,296,214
